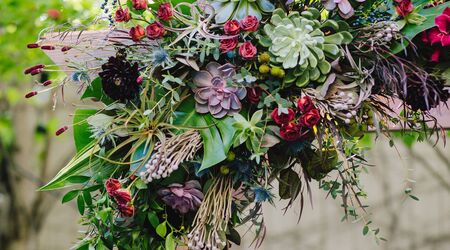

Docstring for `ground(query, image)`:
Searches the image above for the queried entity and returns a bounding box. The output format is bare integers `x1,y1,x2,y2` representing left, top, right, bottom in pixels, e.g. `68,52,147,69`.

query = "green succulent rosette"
209,0,275,23
262,8,353,87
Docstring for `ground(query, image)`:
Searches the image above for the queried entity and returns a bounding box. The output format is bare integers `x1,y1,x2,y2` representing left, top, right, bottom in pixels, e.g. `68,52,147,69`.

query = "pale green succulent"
262,8,353,87
208,0,275,24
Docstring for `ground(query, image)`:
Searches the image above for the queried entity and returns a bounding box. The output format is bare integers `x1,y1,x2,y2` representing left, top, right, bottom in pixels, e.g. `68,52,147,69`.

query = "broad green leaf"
148,211,160,229
66,175,90,184
81,77,114,105
40,142,100,190
156,222,167,237
77,194,85,215
173,97,236,171
73,109,97,152
165,233,176,250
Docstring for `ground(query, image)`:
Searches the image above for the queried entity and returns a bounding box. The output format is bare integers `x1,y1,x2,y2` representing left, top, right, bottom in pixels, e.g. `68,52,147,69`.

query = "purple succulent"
157,180,204,214
193,62,247,118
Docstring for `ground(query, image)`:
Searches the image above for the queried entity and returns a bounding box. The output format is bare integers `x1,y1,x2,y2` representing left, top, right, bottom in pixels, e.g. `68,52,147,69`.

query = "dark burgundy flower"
27,43,40,49
157,3,173,21
114,189,132,206
146,22,165,40
24,64,45,74
247,87,262,104
118,203,135,217
280,122,303,141
240,15,259,32
132,0,147,10
239,41,257,59
297,96,314,113
300,109,321,128
129,25,146,42
25,91,38,98
419,7,450,62
42,80,52,86
105,178,122,196
41,45,56,50
224,20,240,35
219,37,238,52
271,108,295,125
157,180,203,214
395,0,414,17
115,7,131,22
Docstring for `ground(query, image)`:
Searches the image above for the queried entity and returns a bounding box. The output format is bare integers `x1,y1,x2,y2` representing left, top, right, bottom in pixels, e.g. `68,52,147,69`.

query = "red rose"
271,108,295,125
219,37,238,52
157,3,173,21
300,109,321,128
118,204,135,217
240,15,259,32
129,25,146,42
113,189,132,205
247,86,262,104
224,20,240,35
146,22,165,40
280,122,304,141
239,41,257,59
105,178,122,196
297,96,314,113
132,0,147,10
115,7,131,22
395,0,414,17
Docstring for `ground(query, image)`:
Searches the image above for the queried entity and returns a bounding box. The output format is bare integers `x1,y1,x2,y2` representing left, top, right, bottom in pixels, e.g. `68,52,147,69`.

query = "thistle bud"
55,126,69,136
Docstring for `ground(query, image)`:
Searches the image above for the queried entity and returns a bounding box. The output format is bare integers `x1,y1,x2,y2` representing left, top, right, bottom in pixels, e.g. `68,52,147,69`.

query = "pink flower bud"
27,43,40,49
136,76,143,85
25,91,38,98
55,126,69,136
41,45,56,50
42,80,52,86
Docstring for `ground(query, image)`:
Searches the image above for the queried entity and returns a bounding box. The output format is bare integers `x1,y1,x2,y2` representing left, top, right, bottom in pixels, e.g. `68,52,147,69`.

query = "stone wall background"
33,135,450,250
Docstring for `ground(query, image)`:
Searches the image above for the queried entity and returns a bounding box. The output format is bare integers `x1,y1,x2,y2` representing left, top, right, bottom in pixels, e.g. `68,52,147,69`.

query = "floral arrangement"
25,0,450,249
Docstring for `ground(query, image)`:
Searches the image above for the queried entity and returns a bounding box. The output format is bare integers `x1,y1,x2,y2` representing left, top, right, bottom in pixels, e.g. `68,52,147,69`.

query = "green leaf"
66,175,90,184
40,142,100,190
81,77,114,105
278,168,301,200
77,194,85,215
173,97,236,171
165,233,176,250
62,190,79,203
148,211,160,229
391,2,450,54
363,225,369,236
156,222,167,237
73,109,97,152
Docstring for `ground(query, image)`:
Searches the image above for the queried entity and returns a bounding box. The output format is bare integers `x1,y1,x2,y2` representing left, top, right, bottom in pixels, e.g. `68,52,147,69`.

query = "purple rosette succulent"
157,180,204,214
193,62,247,118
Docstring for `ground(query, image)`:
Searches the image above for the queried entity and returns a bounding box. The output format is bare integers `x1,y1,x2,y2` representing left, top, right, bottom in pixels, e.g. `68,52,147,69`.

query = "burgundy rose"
395,0,413,17
297,96,314,113
115,7,131,22
129,25,146,42
280,122,303,141
271,108,295,125
146,22,165,40
224,20,240,35
113,189,132,206
105,178,122,196
300,109,321,128
157,3,173,21
239,41,257,59
132,0,147,10
240,15,259,32
118,203,135,217
219,37,238,52
247,87,262,104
